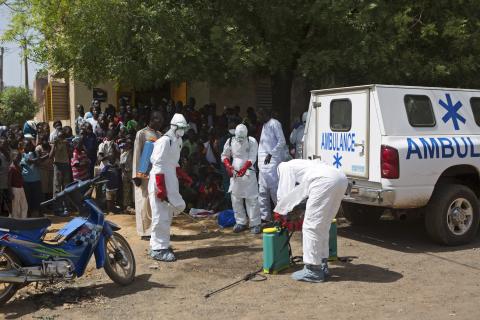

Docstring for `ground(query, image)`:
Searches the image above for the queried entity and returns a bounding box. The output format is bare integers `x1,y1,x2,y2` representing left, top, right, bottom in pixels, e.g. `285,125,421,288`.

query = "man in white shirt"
87,105,101,132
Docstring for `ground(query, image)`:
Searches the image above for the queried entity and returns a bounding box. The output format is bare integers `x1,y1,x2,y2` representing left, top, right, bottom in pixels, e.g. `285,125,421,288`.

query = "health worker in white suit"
257,109,287,222
148,113,190,262
274,159,348,282
221,124,261,234
289,112,308,159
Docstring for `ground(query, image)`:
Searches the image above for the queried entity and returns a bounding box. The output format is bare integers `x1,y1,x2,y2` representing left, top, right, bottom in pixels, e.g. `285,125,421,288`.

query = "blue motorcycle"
0,174,136,306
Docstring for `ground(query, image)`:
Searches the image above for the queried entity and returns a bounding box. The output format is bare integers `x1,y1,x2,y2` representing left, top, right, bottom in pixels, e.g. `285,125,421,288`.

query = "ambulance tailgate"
313,89,370,178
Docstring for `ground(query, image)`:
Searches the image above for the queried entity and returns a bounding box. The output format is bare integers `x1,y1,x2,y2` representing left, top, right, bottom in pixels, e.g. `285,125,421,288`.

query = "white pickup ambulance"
303,84,480,245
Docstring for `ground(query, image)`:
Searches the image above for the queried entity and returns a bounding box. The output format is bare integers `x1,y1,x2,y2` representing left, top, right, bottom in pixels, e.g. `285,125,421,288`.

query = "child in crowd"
183,129,198,156
98,130,121,212
197,174,224,211
50,128,72,216
21,139,43,217
50,128,72,193
119,138,134,210
71,137,91,182
9,151,27,219
35,136,54,202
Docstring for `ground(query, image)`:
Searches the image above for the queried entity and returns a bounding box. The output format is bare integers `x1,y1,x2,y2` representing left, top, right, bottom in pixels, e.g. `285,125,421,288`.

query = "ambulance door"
315,90,369,178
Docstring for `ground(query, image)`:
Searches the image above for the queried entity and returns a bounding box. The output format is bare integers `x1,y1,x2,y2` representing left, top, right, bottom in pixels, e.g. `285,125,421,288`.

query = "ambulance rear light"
381,145,399,179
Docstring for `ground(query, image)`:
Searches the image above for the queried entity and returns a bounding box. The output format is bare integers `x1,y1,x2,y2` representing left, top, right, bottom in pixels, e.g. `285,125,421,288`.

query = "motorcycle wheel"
0,249,21,306
104,232,136,285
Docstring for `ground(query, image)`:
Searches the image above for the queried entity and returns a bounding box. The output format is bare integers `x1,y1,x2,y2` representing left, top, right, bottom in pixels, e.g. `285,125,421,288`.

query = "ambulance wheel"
341,202,384,225
425,184,479,246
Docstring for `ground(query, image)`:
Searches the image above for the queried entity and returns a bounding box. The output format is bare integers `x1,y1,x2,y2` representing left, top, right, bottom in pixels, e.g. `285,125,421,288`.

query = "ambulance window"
330,99,352,131
404,95,436,127
470,98,480,126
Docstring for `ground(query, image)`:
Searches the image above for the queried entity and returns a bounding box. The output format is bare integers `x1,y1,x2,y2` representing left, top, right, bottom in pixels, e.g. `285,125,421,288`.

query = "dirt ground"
1,212,480,320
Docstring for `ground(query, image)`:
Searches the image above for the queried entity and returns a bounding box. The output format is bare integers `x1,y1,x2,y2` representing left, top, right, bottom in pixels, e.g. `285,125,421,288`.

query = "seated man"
274,159,348,283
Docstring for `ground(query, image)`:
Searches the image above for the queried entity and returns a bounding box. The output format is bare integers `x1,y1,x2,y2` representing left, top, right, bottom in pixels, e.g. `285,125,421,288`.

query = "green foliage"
3,0,480,90
0,87,39,126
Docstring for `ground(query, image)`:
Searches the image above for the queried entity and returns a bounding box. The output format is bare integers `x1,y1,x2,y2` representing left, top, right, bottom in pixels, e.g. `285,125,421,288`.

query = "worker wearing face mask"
148,113,191,262
274,159,348,283
221,124,261,234
290,112,308,159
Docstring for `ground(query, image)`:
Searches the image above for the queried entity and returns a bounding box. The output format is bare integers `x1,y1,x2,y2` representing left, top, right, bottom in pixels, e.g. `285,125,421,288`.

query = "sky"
0,5,40,89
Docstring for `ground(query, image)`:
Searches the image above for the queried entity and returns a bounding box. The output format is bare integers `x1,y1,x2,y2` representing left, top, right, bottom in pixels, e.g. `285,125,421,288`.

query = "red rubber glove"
273,212,288,229
236,160,252,177
223,158,234,177
155,174,167,201
176,167,193,186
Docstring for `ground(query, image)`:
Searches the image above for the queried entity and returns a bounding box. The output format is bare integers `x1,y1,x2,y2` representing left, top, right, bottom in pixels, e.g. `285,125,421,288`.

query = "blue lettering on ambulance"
438,138,454,158
406,137,480,159
452,137,468,158
468,137,480,157
419,138,439,158
320,132,356,153
406,138,422,159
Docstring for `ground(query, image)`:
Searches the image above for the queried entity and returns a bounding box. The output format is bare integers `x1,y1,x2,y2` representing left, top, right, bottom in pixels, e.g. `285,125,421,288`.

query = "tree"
0,87,38,125
3,1,480,128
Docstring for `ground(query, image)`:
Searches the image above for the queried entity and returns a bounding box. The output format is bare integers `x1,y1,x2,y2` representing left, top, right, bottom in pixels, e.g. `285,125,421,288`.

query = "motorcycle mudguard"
94,233,106,269
93,221,119,269
104,220,121,232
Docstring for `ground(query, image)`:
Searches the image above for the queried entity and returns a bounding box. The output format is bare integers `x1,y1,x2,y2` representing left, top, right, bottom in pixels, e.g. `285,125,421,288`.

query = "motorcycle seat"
0,217,51,230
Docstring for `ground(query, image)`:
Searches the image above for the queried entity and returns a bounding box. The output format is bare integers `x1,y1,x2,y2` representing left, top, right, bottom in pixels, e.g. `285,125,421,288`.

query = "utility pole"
0,46,4,92
22,39,28,89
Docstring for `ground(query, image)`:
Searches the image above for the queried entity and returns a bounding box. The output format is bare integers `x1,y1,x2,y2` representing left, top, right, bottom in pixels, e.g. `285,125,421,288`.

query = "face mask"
229,129,236,135
176,129,185,137
235,136,246,143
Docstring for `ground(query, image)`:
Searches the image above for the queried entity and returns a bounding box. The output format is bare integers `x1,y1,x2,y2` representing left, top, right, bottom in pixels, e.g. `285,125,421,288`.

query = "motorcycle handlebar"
40,198,56,207
40,175,104,207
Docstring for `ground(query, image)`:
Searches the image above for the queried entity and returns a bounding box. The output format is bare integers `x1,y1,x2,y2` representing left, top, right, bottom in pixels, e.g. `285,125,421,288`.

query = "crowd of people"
0,97,306,221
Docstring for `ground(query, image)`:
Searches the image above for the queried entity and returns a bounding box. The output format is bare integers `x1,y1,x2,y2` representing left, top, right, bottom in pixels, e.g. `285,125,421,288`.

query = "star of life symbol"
333,152,342,168
439,93,466,130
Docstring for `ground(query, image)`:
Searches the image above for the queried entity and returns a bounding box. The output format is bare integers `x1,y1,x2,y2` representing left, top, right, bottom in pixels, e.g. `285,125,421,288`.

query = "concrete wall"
209,77,257,117
188,81,210,109
69,80,117,122
189,76,310,124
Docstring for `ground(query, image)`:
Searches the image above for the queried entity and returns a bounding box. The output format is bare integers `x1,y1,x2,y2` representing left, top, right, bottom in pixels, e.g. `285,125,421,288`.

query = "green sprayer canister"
262,227,290,274
329,219,338,261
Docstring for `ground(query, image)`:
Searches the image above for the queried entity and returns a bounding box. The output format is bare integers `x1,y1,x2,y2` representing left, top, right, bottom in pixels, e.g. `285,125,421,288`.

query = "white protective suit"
221,124,261,227
148,114,187,251
274,159,348,265
289,112,308,159
258,118,287,221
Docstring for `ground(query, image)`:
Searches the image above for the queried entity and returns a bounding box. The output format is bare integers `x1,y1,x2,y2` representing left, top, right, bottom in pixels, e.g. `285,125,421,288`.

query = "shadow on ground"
2,274,172,319
282,260,402,284
329,263,403,283
171,231,223,241
338,219,480,254
178,245,262,260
